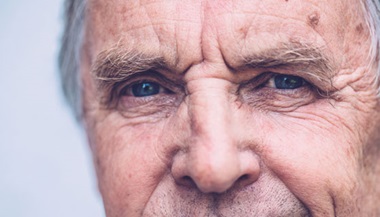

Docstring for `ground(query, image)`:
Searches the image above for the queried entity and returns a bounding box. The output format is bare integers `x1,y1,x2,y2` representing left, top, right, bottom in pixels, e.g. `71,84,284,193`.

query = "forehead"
85,0,367,70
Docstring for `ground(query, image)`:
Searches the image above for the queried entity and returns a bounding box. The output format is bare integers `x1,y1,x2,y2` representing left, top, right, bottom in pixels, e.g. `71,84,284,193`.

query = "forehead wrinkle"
135,1,203,71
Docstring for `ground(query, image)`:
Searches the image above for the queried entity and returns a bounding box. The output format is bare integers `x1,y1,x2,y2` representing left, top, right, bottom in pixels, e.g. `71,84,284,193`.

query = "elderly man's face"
81,0,380,216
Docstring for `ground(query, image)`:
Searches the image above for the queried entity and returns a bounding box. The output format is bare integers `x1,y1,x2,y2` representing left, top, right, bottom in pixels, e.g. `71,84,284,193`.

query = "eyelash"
116,73,311,94
119,80,165,96
106,71,185,109
238,72,326,102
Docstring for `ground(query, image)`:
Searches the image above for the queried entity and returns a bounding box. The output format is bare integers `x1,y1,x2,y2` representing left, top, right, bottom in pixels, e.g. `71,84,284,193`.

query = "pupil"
274,74,304,89
132,82,160,97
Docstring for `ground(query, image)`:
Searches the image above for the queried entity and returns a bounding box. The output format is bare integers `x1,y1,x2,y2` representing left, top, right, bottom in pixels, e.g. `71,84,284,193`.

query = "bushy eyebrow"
92,46,165,90
239,43,335,83
91,45,169,106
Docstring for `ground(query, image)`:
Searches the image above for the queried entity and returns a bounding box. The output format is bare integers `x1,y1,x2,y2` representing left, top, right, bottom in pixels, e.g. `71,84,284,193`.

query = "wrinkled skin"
81,0,380,216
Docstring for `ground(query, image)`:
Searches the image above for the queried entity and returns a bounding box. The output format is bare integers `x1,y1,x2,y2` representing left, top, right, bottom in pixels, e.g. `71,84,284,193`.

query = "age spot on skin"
355,23,363,34
308,12,320,29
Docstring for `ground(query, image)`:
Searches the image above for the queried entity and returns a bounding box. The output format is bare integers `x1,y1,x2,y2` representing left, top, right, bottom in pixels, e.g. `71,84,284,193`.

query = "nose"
172,85,260,193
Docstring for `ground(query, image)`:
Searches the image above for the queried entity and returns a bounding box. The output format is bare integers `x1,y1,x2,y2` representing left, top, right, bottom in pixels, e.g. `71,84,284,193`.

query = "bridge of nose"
173,77,259,193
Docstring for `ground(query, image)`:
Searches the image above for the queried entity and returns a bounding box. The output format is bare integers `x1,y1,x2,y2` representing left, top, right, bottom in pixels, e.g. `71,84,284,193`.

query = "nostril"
237,174,249,182
183,176,192,183
235,173,258,189
177,176,197,189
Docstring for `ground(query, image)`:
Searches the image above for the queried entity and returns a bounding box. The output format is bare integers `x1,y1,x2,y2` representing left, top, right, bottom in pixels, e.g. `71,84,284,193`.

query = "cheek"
90,118,170,215
257,104,363,210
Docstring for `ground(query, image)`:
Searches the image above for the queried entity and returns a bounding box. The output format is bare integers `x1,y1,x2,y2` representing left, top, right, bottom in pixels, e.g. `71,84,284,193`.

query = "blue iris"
132,82,160,97
274,74,304,89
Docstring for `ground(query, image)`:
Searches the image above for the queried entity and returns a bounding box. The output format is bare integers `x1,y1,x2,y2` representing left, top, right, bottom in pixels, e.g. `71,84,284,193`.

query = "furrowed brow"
240,43,335,83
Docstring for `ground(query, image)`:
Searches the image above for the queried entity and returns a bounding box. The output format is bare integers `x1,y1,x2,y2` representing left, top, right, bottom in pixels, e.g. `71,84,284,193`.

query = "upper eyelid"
237,72,314,92
238,72,275,89
112,71,183,96
263,72,311,86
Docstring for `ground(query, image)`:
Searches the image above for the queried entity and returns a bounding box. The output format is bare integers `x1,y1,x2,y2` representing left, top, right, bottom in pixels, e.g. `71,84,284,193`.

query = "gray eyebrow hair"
92,46,166,96
239,42,335,83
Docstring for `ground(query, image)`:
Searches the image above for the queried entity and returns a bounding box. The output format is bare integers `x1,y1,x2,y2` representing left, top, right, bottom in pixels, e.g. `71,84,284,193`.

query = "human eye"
117,78,176,107
108,73,184,118
239,72,319,112
265,74,305,89
121,81,169,97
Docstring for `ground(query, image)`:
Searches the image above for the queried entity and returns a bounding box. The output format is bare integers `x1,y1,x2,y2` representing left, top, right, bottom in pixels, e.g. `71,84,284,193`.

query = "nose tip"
190,164,259,193
189,161,241,193
173,151,260,193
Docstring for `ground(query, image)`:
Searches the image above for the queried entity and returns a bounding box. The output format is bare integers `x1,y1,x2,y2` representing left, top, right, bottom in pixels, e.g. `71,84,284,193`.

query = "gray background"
0,0,105,216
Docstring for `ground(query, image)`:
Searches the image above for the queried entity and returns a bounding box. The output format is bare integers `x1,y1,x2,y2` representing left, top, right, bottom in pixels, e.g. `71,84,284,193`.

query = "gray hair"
58,0,380,120
59,0,86,120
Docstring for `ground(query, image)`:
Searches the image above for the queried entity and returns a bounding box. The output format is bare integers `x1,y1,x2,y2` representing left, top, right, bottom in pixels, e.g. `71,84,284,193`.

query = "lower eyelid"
240,86,317,111
117,94,181,116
